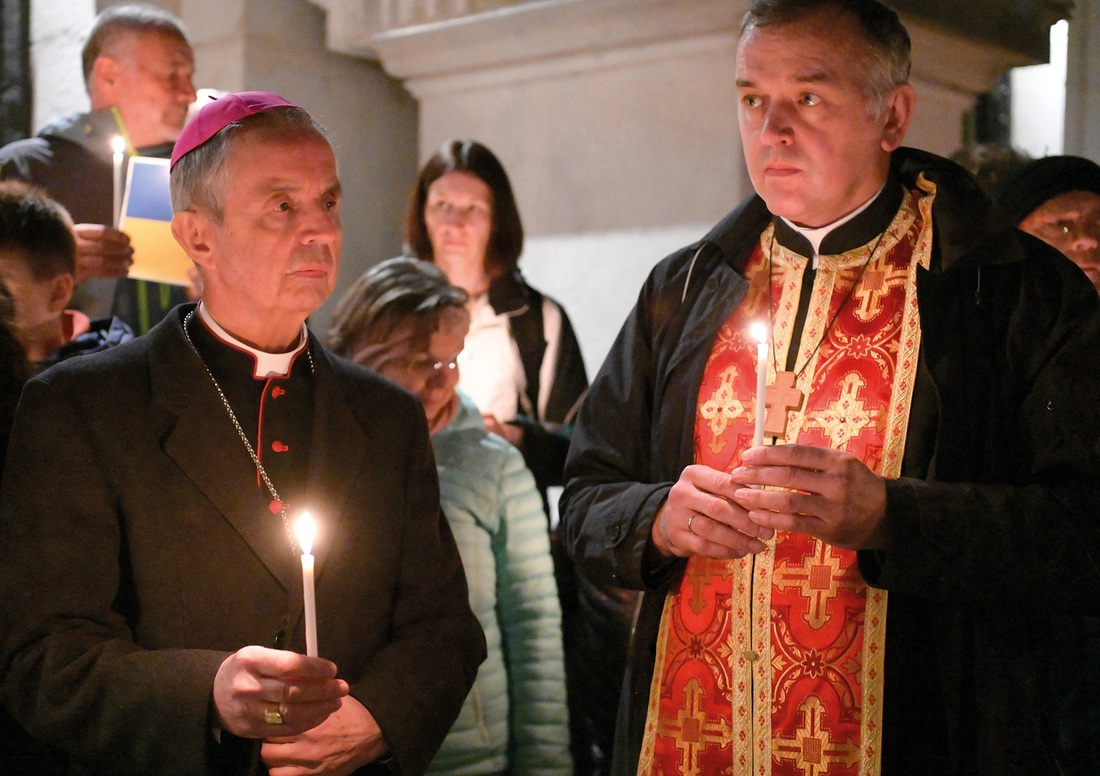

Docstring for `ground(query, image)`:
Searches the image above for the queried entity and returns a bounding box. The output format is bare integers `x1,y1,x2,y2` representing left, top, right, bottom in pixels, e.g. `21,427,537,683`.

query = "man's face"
196,130,342,336
735,10,910,227
108,30,196,147
1020,190,1100,293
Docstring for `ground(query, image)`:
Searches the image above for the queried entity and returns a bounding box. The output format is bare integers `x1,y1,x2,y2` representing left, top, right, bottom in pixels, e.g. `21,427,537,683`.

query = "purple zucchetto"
170,91,299,170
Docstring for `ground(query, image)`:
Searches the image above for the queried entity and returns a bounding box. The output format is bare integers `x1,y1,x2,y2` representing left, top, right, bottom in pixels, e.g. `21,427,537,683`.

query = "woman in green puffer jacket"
328,257,571,776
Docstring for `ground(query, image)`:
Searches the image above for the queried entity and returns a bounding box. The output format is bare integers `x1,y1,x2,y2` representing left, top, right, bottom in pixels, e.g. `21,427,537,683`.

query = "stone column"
30,0,95,130
1065,0,1100,161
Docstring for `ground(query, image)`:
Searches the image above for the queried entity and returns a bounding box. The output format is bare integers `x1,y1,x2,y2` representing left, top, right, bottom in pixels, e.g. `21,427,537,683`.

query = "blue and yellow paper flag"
119,157,191,286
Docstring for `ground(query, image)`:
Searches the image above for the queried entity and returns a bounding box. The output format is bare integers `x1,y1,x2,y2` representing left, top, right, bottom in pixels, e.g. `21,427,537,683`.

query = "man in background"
996,154,1100,294
0,3,197,333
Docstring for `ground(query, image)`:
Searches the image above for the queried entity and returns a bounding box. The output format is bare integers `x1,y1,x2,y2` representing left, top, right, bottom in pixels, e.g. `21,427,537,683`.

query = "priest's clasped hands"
651,444,889,559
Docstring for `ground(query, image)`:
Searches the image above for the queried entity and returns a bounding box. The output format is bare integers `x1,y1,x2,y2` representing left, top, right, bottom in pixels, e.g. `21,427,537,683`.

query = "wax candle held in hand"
111,136,125,229
295,511,318,657
750,322,768,448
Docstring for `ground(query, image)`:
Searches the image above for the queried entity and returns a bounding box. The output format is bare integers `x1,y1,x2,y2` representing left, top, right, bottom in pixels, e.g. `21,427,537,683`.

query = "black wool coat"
0,305,486,776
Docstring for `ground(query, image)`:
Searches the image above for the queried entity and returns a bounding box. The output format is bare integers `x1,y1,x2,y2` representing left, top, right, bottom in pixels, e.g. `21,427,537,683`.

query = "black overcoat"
0,305,486,775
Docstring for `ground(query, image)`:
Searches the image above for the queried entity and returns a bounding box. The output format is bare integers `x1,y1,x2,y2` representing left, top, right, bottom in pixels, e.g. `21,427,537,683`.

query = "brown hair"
404,140,524,280
0,181,77,280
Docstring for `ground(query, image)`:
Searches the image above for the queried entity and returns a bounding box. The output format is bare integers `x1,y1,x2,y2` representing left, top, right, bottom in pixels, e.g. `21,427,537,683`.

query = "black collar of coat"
772,176,904,258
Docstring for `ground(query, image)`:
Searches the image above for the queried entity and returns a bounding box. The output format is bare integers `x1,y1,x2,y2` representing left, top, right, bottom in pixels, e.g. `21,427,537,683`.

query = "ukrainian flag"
120,157,191,286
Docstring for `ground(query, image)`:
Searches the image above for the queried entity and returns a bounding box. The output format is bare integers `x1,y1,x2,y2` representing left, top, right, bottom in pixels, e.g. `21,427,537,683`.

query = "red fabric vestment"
639,181,936,776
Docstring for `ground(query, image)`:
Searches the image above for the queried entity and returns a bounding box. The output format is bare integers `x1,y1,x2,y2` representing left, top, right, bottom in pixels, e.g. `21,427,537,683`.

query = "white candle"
750,322,768,448
111,136,126,229
295,512,318,657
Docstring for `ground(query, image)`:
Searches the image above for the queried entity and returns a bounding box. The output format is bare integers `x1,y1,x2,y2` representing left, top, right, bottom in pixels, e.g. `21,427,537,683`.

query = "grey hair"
82,3,190,85
169,107,326,223
741,0,911,117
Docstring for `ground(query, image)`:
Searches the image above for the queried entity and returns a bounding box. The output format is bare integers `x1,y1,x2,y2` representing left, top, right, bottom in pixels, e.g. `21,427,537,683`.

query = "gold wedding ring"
687,514,697,534
263,705,285,725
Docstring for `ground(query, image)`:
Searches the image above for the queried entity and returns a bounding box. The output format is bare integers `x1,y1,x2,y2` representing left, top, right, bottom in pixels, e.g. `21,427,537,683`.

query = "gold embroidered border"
857,180,935,775
638,591,677,774
751,543,773,775
730,554,756,774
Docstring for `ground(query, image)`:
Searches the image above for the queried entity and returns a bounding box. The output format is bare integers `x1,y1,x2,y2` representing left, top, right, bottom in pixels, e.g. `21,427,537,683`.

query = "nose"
176,73,197,105
1067,223,1099,253
427,362,459,390
760,101,795,146
301,203,340,247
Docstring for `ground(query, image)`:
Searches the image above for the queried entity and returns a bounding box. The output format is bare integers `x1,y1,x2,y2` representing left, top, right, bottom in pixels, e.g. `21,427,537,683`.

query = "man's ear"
46,273,75,314
89,55,121,103
172,210,216,269
880,82,916,153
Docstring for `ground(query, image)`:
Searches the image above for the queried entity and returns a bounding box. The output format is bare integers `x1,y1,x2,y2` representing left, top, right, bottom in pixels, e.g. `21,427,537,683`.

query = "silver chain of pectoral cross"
182,309,314,555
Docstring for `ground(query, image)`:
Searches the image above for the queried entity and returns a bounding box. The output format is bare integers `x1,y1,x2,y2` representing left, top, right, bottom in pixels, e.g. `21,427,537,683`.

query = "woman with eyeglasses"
327,257,571,776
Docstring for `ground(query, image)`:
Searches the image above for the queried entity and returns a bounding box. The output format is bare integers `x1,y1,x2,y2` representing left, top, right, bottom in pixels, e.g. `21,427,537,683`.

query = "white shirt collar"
196,302,308,378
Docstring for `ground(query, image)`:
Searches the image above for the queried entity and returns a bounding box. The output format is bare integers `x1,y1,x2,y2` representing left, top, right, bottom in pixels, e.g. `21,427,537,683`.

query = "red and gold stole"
638,179,936,776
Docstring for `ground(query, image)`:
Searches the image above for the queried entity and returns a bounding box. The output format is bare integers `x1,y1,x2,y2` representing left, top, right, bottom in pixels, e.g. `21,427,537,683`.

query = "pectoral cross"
764,370,804,437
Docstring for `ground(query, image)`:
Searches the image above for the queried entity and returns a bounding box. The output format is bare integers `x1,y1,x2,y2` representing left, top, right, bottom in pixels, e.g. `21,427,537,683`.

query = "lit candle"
750,322,768,448
295,512,318,657
111,136,126,228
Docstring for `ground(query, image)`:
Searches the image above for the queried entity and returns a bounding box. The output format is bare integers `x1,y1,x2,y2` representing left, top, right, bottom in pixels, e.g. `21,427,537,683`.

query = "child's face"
0,250,66,333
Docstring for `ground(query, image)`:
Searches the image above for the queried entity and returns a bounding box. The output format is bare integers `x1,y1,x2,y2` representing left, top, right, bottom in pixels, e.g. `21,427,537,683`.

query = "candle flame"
112,136,126,155
295,511,316,556
749,322,768,345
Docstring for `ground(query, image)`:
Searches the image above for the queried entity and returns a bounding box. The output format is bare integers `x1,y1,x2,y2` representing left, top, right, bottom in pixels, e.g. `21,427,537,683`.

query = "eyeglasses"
397,356,459,378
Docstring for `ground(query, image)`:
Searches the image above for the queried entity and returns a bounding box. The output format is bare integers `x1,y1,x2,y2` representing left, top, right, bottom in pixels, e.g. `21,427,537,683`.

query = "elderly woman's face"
376,306,470,428
424,171,493,275
1020,190,1100,293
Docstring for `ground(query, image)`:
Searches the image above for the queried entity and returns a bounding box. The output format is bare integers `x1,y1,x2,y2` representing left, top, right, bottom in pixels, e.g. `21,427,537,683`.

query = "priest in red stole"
560,2,1100,775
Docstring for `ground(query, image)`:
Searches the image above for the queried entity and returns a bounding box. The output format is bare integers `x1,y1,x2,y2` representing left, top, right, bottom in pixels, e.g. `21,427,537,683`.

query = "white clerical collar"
197,302,307,378
781,182,886,268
